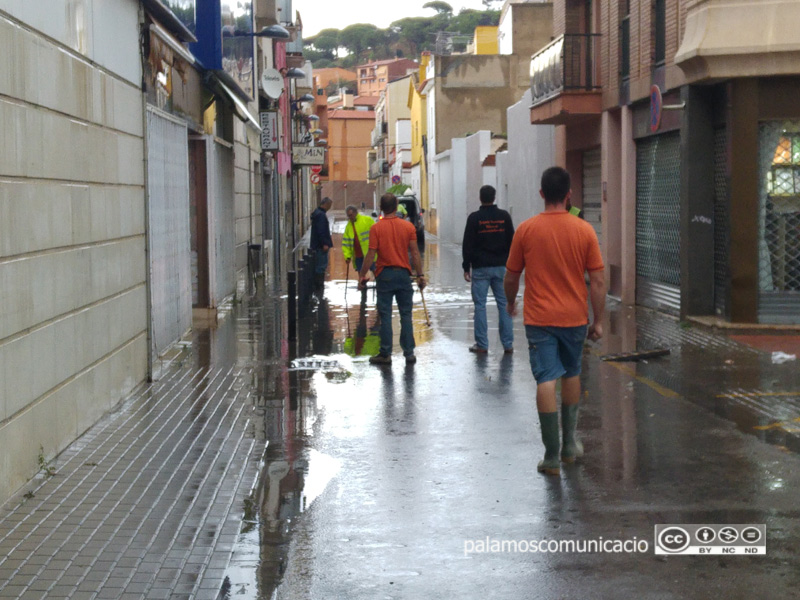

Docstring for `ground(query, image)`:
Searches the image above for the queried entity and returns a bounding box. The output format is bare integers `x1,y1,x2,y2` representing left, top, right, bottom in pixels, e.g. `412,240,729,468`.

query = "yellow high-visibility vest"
342,214,375,260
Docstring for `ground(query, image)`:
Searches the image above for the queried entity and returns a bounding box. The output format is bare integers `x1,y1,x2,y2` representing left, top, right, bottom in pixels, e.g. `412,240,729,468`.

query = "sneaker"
369,354,392,365
469,344,488,354
405,354,417,365
503,347,514,354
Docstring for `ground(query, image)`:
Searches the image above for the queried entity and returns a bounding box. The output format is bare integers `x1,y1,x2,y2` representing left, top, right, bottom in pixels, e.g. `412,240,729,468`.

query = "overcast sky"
298,0,491,37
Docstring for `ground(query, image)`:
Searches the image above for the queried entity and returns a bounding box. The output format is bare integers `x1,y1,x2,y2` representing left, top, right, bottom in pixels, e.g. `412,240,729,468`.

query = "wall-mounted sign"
650,84,663,133
292,146,325,166
260,111,278,151
261,68,284,99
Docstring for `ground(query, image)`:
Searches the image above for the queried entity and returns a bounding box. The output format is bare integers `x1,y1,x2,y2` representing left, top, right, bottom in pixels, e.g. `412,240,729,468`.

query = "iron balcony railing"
530,33,602,106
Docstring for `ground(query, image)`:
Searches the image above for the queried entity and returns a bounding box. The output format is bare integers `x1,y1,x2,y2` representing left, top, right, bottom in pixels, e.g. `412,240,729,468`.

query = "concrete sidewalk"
0,312,270,599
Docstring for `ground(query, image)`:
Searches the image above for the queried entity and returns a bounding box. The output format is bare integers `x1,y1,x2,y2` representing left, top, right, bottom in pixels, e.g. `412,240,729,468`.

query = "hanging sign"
292,146,325,165
260,111,278,151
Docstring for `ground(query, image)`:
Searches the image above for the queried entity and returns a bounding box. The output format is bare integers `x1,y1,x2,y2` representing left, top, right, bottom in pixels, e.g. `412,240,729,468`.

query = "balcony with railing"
371,121,388,147
368,159,388,181
529,33,602,125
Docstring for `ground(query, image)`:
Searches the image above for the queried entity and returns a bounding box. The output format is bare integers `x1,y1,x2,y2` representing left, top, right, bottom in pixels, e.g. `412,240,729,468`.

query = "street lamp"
222,24,291,39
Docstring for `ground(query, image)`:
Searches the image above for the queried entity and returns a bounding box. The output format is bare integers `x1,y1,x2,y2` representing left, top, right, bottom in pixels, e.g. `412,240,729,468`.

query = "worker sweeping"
343,205,376,294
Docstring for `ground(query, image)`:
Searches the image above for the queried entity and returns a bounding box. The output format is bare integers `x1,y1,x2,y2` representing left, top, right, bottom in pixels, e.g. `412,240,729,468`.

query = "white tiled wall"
0,2,147,503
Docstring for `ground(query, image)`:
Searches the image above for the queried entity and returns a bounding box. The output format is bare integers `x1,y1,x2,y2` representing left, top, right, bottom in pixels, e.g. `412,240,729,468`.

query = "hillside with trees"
304,1,502,68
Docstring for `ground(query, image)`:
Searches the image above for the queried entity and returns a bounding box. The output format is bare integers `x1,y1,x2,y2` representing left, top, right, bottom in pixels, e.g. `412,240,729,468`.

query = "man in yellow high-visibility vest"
343,205,375,273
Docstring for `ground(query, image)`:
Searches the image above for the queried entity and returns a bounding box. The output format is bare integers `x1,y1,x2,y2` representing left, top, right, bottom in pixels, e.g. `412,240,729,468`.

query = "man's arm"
357,249,377,289
408,237,426,290
588,269,606,341
461,215,475,280
503,270,521,316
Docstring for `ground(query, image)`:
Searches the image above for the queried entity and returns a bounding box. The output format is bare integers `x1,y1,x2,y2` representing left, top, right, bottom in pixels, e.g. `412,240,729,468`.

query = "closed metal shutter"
714,127,730,317
582,148,602,249
758,121,800,323
209,140,236,305
146,108,192,358
636,132,681,314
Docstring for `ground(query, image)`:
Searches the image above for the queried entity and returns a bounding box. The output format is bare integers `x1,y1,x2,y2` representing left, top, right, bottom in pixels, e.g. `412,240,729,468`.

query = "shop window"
760,124,800,293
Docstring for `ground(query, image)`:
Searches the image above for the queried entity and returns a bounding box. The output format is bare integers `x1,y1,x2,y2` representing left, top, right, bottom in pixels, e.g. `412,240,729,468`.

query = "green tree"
339,23,382,60
423,1,453,15
308,28,341,58
450,8,500,35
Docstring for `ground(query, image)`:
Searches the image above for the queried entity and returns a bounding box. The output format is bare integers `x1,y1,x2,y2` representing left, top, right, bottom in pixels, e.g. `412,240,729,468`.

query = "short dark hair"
541,167,571,204
320,197,333,207
479,185,496,204
380,193,398,214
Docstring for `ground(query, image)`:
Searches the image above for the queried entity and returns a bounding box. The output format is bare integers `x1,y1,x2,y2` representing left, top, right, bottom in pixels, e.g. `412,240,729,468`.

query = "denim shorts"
525,325,588,384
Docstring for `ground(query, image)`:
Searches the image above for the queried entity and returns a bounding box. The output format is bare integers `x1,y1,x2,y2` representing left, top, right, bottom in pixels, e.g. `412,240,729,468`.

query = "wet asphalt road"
229,230,800,600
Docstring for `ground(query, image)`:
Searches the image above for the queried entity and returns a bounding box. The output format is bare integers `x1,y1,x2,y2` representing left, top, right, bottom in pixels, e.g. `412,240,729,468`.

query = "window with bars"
762,130,800,295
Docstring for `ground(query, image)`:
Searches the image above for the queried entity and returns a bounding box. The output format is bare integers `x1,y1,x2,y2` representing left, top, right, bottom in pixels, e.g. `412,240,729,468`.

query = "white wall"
498,6,514,55
499,89,555,224
0,0,142,86
0,1,146,503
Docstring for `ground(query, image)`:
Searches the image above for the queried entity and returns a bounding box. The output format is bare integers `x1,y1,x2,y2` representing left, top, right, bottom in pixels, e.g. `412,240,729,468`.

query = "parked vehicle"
396,195,425,246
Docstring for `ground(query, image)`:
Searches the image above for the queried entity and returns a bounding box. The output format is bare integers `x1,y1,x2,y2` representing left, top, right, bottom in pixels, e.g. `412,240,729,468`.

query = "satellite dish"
261,68,284,99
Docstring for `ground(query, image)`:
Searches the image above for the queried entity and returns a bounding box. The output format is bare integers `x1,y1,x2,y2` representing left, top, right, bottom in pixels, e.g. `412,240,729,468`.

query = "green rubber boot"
537,412,561,476
561,404,584,463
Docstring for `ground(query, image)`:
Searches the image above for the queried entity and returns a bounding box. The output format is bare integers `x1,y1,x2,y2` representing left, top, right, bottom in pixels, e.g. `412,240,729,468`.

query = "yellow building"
407,53,432,233
472,26,499,55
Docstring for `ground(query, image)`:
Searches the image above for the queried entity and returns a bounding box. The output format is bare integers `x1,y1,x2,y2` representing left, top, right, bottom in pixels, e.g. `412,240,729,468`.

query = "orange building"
356,58,419,97
325,108,376,210
312,67,357,94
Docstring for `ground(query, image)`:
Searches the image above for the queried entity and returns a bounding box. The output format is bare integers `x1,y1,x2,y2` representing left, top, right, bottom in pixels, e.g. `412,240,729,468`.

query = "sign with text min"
292,146,325,166
260,111,278,151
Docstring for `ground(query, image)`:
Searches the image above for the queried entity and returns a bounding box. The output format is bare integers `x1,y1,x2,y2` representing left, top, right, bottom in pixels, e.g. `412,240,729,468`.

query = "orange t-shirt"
506,211,604,327
368,216,417,276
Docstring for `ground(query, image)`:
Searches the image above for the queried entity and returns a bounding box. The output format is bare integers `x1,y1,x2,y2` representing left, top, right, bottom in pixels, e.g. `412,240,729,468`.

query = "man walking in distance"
358,193,426,365
504,167,605,476
343,205,375,275
462,185,515,354
310,197,334,291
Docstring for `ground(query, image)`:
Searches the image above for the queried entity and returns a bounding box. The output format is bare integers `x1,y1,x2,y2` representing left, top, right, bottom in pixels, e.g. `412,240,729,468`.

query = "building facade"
356,58,419,97
0,0,302,505
530,0,800,324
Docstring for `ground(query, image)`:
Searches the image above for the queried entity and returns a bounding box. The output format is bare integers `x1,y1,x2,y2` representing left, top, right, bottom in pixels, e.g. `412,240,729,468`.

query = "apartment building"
356,58,419,97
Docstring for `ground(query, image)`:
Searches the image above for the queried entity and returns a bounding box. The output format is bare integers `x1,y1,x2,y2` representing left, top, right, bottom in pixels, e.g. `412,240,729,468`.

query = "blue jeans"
471,266,514,350
314,248,329,275
525,325,588,384
376,268,415,356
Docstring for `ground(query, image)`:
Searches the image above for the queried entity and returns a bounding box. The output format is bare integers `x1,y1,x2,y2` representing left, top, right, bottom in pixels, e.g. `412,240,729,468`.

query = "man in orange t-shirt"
504,166,606,476
358,193,427,365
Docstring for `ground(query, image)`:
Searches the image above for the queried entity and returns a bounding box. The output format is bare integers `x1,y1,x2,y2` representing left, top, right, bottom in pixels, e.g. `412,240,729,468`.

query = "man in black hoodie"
310,197,334,290
462,185,515,353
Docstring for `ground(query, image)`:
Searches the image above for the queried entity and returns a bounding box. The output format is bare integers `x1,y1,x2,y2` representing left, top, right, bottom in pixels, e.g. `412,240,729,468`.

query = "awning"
205,73,262,132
